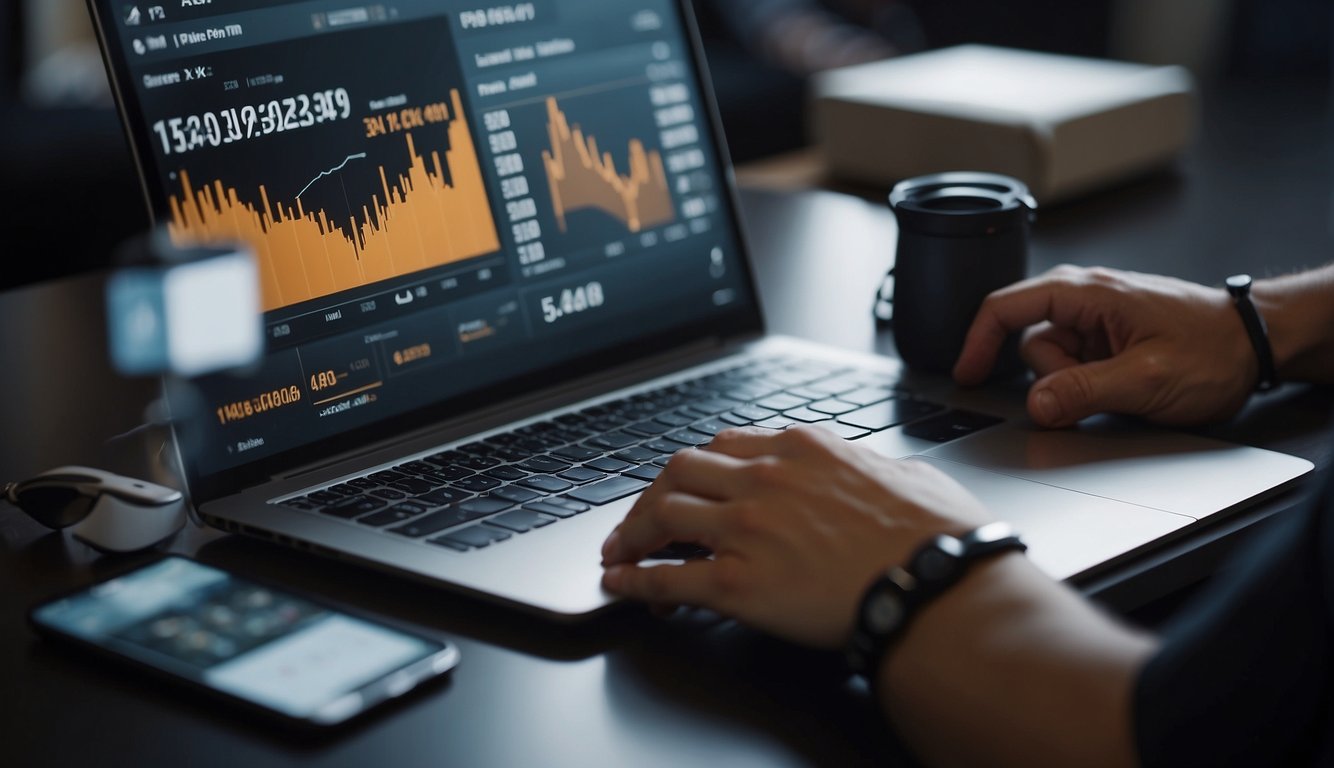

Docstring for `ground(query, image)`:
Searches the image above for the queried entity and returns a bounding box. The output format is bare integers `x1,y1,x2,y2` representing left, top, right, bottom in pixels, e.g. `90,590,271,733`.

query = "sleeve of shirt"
1135,464,1334,767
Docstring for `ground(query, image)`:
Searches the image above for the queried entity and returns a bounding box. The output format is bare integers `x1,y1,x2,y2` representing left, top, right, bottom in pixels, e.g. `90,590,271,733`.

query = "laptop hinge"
274,334,744,482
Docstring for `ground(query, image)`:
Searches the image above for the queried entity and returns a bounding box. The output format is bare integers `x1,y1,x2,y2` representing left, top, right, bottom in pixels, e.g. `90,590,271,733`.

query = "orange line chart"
541,96,675,234
166,90,500,312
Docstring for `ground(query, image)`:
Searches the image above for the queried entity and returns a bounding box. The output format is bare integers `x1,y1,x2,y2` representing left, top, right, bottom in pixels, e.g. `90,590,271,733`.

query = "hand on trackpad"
646,542,713,561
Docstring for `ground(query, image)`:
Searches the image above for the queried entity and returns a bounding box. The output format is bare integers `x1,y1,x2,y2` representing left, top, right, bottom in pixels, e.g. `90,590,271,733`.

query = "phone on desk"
29,556,460,728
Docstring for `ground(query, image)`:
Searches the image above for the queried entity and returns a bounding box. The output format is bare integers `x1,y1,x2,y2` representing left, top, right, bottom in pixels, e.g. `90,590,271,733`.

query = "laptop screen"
89,0,760,493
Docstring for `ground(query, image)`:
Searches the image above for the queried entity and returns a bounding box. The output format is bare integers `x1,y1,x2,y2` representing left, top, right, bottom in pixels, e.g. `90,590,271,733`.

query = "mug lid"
889,172,1038,237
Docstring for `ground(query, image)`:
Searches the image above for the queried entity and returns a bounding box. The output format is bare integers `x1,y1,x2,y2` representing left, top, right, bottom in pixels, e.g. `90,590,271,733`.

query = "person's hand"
954,266,1258,428
600,426,991,649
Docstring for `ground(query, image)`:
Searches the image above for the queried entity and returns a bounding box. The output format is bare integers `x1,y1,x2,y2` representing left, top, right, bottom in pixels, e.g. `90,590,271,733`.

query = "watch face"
866,591,904,634
915,548,958,582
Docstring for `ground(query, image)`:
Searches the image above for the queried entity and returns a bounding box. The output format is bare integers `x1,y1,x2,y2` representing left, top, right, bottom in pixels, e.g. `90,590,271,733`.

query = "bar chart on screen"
542,96,675,235
166,90,501,313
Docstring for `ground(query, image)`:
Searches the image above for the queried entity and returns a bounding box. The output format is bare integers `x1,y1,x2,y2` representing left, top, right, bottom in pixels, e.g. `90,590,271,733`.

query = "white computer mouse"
3,467,187,553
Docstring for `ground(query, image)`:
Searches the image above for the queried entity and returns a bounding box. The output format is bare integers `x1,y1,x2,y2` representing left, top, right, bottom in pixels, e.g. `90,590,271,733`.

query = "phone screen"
31,557,456,725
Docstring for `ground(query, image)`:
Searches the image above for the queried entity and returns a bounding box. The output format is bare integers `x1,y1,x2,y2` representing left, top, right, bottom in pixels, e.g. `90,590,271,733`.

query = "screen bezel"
85,0,767,503
27,555,459,728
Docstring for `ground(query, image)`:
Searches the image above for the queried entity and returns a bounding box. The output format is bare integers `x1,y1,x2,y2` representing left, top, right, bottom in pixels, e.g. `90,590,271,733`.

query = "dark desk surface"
3,80,1332,767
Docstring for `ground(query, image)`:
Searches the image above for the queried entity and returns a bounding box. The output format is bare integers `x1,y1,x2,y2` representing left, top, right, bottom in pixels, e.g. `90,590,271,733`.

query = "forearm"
878,554,1157,768
1254,264,1334,384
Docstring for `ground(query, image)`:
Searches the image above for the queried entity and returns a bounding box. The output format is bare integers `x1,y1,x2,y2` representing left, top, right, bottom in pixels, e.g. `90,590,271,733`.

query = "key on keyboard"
566,476,649,506
432,525,512,550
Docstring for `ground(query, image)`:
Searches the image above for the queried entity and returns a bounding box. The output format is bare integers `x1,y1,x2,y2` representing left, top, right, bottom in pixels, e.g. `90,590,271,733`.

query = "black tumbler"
887,172,1036,378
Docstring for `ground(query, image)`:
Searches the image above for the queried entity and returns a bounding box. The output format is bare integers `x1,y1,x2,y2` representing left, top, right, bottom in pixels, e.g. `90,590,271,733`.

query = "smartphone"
29,556,460,728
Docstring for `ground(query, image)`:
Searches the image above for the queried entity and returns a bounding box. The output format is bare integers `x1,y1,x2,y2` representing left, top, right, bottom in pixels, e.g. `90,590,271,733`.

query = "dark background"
2,3,1332,763
1,0,1329,293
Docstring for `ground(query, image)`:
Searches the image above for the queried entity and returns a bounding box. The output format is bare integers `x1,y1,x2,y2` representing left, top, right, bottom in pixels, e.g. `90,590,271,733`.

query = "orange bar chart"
166,89,500,313
542,97,675,234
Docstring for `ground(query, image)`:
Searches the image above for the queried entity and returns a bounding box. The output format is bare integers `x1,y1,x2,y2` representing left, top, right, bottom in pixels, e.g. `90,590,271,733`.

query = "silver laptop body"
89,0,1313,619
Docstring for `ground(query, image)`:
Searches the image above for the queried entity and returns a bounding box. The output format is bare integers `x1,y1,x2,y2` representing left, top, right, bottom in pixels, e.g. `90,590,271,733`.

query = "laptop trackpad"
909,456,1192,581
919,422,1314,521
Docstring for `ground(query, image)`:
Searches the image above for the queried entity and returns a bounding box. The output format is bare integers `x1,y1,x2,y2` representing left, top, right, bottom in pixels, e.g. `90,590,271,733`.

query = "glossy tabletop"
3,79,1332,767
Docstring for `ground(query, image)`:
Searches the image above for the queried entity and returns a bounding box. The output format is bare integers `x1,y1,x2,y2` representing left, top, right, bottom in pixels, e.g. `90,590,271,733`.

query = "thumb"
1028,355,1160,428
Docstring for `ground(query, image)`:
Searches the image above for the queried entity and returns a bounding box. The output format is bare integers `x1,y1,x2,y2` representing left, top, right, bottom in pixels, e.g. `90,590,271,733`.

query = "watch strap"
1226,275,1279,392
846,523,1027,677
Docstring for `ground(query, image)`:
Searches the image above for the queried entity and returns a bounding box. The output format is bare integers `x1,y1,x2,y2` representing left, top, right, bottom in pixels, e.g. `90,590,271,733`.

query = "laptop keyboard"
279,356,1001,552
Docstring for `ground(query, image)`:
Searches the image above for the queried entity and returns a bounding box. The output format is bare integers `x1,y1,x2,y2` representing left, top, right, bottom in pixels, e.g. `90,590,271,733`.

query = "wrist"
877,551,1033,685
1209,286,1263,395
1252,275,1334,384
1248,279,1289,380
847,523,1027,678
874,552,1158,767
1225,276,1279,391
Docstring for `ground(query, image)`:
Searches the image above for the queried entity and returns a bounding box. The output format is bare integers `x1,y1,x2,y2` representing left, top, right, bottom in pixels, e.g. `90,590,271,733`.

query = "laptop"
87,0,1312,618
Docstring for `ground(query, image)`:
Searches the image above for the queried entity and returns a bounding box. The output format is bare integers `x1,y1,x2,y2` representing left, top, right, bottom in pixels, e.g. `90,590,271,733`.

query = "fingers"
607,430,807,565
954,277,1062,385
653,448,753,501
704,426,790,459
708,424,841,460
602,559,727,610
603,492,724,565
618,448,744,530
1021,323,1084,378
954,268,1116,385
1027,353,1165,428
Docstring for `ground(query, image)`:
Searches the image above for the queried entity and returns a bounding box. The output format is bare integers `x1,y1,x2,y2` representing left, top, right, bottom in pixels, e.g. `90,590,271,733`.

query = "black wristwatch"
1225,274,1280,393
846,522,1027,677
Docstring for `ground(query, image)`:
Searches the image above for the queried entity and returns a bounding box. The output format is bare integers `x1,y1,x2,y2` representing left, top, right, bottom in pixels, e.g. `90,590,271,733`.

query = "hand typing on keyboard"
599,424,1154,768
600,425,992,649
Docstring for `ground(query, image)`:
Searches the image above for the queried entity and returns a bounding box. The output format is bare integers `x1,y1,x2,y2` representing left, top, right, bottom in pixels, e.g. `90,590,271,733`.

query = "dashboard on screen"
91,0,758,488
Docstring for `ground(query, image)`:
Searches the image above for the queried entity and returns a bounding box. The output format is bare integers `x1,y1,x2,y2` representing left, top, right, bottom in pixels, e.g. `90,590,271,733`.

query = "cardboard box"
813,45,1196,202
